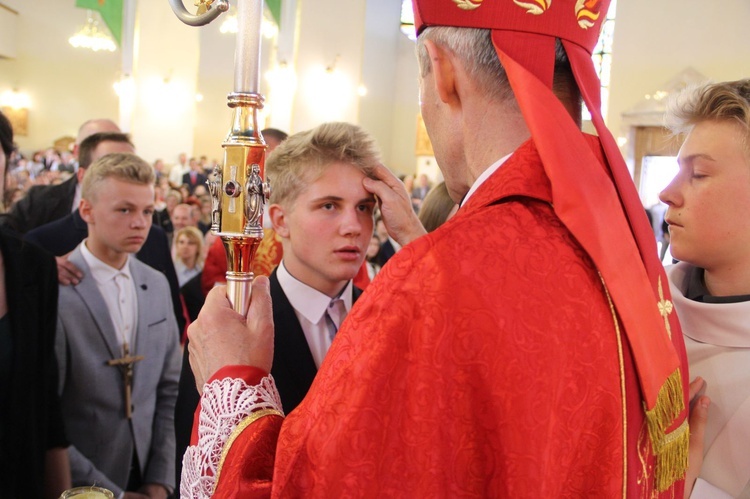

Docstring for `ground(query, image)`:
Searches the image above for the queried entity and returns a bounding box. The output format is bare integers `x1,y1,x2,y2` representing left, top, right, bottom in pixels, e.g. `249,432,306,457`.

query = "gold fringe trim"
644,369,688,491
213,408,284,494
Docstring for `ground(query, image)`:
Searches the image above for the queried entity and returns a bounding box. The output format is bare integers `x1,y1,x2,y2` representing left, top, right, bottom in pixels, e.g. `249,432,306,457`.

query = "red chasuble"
200,136,688,498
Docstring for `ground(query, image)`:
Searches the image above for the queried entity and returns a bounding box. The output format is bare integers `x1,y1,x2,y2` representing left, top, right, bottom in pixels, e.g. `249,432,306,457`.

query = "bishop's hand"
188,276,275,393
363,163,427,247
684,376,710,498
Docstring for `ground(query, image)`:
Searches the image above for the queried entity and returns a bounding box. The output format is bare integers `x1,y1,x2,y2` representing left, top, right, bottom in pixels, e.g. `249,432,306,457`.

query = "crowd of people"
0,0,747,497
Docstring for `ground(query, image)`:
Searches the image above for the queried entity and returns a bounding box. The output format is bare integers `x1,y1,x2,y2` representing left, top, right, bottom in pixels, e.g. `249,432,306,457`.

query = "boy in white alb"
660,79,750,498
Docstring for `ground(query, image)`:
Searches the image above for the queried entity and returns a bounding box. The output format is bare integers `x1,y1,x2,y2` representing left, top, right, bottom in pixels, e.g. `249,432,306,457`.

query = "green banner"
266,0,282,28
75,0,123,46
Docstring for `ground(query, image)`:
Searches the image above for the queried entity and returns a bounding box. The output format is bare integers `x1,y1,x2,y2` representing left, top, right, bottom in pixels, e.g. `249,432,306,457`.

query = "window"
586,0,617,121
400,0,416,41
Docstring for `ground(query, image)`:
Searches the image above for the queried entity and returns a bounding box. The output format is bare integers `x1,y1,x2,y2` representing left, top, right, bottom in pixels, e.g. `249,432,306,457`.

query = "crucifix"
107,342,144,419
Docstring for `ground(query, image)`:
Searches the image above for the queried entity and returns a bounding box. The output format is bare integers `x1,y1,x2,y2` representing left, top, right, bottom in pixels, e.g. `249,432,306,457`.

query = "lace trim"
180,374,283,498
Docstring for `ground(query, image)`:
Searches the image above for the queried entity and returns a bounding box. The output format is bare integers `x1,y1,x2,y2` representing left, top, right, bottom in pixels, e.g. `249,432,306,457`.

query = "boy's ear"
79,198,94,224
268,204,289,238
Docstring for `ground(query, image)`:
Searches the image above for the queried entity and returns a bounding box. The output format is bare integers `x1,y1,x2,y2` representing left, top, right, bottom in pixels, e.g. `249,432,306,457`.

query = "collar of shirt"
461,152,513,207
388,237,402,253
72,183,82,213
277,260,353,324
80,240,138,348
80,239,134,285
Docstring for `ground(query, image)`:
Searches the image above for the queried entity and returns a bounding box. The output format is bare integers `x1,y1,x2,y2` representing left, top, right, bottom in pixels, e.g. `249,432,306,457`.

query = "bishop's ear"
423,39,459,106
268,204,289,238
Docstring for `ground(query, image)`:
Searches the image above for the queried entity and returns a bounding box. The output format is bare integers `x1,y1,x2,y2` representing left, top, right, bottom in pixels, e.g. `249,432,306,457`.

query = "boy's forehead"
678,119,750,167
93,177,153,202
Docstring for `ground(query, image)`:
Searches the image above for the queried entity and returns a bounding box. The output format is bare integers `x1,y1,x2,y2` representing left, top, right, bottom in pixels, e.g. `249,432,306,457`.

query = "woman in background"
417,181,458,233
173,226,204,287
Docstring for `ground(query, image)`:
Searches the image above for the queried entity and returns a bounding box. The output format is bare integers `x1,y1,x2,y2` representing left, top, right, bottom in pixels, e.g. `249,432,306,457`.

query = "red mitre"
412,0,688,491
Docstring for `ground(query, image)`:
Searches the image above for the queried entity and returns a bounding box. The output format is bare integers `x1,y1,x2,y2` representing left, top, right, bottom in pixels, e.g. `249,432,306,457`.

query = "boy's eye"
322,203,335,210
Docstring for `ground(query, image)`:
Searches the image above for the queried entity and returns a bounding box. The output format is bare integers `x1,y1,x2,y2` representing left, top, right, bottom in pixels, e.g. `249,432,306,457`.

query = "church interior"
0,0,750,497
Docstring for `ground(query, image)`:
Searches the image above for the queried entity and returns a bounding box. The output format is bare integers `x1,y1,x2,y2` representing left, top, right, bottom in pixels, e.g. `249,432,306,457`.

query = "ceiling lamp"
69,10,117,52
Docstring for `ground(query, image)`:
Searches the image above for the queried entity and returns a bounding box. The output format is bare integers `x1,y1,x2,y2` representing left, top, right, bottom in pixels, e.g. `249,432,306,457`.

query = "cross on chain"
107,342,144,419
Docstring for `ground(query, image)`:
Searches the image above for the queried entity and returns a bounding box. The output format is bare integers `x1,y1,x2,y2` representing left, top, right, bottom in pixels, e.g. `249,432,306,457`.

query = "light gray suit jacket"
55,245,181,495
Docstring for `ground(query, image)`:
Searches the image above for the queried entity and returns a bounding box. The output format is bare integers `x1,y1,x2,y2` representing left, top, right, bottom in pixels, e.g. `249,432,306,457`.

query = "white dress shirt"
461,152,513,207
81,241,138,350
174,260,203,287
276,261,353,369
72,183,82,213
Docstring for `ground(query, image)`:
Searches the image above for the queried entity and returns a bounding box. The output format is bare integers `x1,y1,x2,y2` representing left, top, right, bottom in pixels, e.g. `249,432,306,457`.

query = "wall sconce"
0,89,31,109
265,61,297,97
113,74,135,99
141,72,191,119
304,55,353,121
0,89,31,136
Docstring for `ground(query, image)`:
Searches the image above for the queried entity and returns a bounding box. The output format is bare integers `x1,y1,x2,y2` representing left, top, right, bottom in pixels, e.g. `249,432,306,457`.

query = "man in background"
1,118,119,234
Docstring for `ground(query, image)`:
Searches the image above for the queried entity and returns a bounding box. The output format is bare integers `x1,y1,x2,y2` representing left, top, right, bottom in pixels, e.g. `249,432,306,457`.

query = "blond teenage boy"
660,79,750,498
56,153,180,498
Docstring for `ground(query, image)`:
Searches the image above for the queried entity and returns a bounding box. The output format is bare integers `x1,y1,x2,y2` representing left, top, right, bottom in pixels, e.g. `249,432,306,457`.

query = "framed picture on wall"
1,107,29,136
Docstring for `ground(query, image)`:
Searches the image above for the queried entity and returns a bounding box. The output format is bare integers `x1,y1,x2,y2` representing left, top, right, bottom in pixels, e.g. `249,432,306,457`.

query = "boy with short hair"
660,79,750,497
56,152,180,498
174,122,380,487
265,122,379,411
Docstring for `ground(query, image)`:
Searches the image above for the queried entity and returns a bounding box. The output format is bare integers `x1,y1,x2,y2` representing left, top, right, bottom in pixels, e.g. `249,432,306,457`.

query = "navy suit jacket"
173,268,362,488
0,175,78,234
268,270,362,413
25,210,185,336
181,171,208,195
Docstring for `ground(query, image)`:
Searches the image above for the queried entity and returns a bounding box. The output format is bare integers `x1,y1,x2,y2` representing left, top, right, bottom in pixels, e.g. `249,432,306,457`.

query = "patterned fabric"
413,3,689,489
201,138,687,498
180,375,282,498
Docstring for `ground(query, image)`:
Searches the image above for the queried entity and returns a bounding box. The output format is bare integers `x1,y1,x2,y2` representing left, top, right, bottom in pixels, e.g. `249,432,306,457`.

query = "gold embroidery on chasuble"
213,408,284,494
599,273,628,499
657,276,674,339
194,0,214,15
453,0,484,10
513,0,551,15
574,0,602,29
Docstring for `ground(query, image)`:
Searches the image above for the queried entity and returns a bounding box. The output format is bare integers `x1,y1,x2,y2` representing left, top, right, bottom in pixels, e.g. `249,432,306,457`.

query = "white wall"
0,3,18,59
0,0,119,153
129,0,201,164
608,0,750,141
